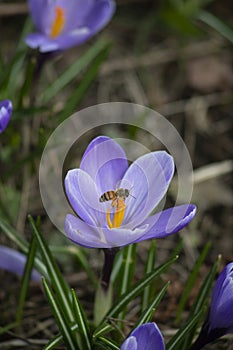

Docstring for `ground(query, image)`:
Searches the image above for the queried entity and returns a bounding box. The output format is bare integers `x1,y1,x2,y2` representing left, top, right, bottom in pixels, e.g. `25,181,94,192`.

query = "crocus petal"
0,100,12,133
56,0,94,31
65,168,106,226
121,323,165,350
65,214,108,248
137,204,197,241
84,0,116,33
80,136,128,194
209,262,233,332
51,27,91,51
65,213,148,248
28,0,51,33
25,33,60,51
120,337,137,350
28,0,92,34
0,246,41,281
122,151,174,228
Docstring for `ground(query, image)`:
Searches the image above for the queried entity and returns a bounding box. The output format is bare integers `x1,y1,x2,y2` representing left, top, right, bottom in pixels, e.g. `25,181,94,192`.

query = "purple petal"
65,214,148,248
122,151,174,227
120,337,137,350
136,204,197,241
80,136,128,194
26,28,93,52
0,246,41,281
56,0,94,31
28,0,57,35
0,100,12,133
25,33,60,51
209,263,233,332
65,214,108,248
28,0,93,34
51,27,91,51
121,323,165,350
84,0,116,33
65,169,106,226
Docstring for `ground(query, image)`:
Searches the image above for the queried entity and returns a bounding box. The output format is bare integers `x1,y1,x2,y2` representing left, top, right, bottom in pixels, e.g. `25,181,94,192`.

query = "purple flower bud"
0,100,12,133
25,0,116,53
120,323,165,350
190,263,233,350
0,246,41,281
209,262,233,334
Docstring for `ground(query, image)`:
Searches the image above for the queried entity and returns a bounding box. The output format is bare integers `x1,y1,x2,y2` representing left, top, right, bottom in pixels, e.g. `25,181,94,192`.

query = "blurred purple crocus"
120,323,165,350
209,262,233,333
191,262,233,350
0,100,12,133
64,136,196,249
25,0,115,52
0,246,41,281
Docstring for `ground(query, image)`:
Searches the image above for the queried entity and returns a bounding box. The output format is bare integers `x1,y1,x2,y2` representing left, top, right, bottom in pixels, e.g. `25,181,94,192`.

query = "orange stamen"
50,6,65,38
106,200,126,229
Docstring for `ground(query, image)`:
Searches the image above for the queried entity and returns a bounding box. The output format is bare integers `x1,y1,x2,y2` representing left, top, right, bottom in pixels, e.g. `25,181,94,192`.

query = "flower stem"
189,326,226,350
189,336,208,350
101,248,119,292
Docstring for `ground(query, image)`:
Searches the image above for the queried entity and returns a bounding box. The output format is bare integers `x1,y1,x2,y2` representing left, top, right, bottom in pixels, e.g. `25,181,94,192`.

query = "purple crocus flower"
0,99,12,133
120,323,165,350
0,246,41,281
209,262,233,333
25,0,115,52
64,136,196,249
190,262,233,350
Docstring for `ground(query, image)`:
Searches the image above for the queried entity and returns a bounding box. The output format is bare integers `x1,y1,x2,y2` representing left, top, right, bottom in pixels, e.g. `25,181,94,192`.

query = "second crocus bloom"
25,0,116,52
120,323,165,350
190,262,233,350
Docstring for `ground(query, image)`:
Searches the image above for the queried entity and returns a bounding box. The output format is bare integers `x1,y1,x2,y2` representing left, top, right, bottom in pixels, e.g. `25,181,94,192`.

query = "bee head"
125,189,130,198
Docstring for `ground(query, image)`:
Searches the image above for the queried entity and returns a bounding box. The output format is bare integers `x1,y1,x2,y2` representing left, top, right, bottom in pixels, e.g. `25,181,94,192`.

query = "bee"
99,188,131,208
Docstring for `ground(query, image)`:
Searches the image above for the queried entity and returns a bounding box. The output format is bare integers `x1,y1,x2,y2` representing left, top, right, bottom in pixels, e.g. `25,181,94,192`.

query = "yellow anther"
50,6,65,38
106,201,126,229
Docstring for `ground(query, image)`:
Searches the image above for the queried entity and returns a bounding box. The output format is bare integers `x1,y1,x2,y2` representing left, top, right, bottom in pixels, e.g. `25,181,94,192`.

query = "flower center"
106,200,126,229
50,6,65,38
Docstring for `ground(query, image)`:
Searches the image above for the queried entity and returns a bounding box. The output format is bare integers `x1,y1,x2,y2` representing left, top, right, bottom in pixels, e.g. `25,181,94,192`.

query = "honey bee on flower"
99,188,131,206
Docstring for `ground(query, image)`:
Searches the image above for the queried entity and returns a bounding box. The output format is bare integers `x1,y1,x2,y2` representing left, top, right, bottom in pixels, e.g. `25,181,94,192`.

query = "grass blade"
176,241,211,323
97,337,119,350
40,39,110,103
198,10,233,44
51,245,98,288
71,289,92,350
28,215,73,323
57,42,111,121
43,324,78,350
141,240,156,311
42,278,79,350
135,282,170,327
118,244,137,324
181,255,221,349
16,235,38,323
167,309,204,350
93,324,115,339
105,255,178,321
0,217,47,276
